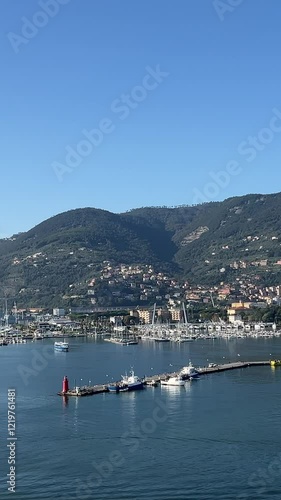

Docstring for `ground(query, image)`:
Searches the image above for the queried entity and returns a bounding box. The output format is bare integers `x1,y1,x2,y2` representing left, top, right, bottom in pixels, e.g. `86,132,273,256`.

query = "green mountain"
0,193,281,308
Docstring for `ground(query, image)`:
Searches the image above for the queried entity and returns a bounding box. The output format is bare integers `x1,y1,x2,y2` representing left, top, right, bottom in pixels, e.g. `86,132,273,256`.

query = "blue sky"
1,0,281,236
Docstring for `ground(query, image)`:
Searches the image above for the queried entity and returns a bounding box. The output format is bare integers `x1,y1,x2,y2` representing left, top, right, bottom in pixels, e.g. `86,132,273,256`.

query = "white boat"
180,362,200,379
121,370,144,390
174,336,194,343
161,376,185,386
146,380,158,387
104,337,138,345
54,341,69,352
122,339,138,345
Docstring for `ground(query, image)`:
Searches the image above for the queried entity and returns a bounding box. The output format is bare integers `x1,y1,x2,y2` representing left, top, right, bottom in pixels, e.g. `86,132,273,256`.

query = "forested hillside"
0,193,280,307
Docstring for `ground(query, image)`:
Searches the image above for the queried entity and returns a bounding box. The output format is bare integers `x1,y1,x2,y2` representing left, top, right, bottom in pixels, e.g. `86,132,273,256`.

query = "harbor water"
1,337,281,499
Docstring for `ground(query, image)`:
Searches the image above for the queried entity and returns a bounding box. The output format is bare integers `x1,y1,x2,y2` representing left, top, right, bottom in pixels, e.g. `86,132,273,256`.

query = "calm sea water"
1,337,281,500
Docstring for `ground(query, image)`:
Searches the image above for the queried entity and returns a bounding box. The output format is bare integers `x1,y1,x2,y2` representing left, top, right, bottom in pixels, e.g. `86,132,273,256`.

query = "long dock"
58,360,271,397
200,360,270,374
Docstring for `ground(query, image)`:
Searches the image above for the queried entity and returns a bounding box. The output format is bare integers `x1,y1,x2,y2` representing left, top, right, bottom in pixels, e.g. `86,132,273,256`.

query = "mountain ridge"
1,192,280,308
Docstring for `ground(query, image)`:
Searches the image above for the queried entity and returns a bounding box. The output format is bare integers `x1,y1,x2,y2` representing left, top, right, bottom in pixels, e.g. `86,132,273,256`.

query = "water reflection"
121,390,137,423
62,395,68,408
54,350,67,357
160,381,192,395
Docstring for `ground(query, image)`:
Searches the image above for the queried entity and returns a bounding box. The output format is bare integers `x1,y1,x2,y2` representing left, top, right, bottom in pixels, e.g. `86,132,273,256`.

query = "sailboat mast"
182,302,188,325
152,303,156,326
14,301,18,324
4,297,8,332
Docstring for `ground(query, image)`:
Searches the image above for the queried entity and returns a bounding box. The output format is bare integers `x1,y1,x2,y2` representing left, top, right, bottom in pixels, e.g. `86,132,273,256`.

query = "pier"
198,360,270,374
58,360,271,397
59,384,109,397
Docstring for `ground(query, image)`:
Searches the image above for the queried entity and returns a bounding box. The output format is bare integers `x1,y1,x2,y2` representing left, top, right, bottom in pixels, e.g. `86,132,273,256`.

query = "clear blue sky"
1,0,281,237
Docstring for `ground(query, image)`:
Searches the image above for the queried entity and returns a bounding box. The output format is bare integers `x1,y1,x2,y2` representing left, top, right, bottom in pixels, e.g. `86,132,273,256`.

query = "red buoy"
62,376,69,393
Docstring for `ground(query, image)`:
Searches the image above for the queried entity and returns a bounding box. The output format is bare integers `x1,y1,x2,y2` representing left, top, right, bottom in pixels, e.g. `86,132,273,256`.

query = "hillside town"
84,261,281,310
2,260,281,330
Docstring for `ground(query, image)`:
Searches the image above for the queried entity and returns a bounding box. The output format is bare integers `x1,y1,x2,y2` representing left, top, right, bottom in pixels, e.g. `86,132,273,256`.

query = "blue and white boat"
108,370,144,392
108,382,128,393
54,341,69,352
121,370,144,391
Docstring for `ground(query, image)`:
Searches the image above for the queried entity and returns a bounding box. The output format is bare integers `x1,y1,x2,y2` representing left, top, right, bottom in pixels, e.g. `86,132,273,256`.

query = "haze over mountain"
0,192,280,308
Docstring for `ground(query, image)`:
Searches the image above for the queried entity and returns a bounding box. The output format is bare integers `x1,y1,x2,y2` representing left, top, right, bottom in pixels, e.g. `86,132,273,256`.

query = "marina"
1,312,281,345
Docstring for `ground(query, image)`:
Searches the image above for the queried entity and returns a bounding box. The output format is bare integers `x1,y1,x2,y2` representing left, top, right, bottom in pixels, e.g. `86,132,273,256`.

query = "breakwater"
58,360,271,397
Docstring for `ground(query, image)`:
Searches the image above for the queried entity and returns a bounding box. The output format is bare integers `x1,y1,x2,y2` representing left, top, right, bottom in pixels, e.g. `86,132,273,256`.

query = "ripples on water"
1,338,281,499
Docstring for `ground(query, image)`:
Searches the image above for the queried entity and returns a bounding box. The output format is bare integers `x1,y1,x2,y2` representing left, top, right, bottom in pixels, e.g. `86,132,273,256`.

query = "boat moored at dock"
108,383,129,393
104,337,138,345
146,380,158,387
107,370,144,392
153,336,170,342
161,375,185,386
58,360,272,397
121,370,144,390
270,359,281,366
180,362,200,379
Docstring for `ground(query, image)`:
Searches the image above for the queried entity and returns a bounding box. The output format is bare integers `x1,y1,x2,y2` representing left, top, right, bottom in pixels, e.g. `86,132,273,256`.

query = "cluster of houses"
85,261,281,311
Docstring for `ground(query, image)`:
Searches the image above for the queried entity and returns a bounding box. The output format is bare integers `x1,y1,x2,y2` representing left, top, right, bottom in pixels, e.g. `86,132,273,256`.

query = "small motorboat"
153,337,170,342
161,376,185,386
122,339,139,345
270,359,281,367
146,380,158,387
